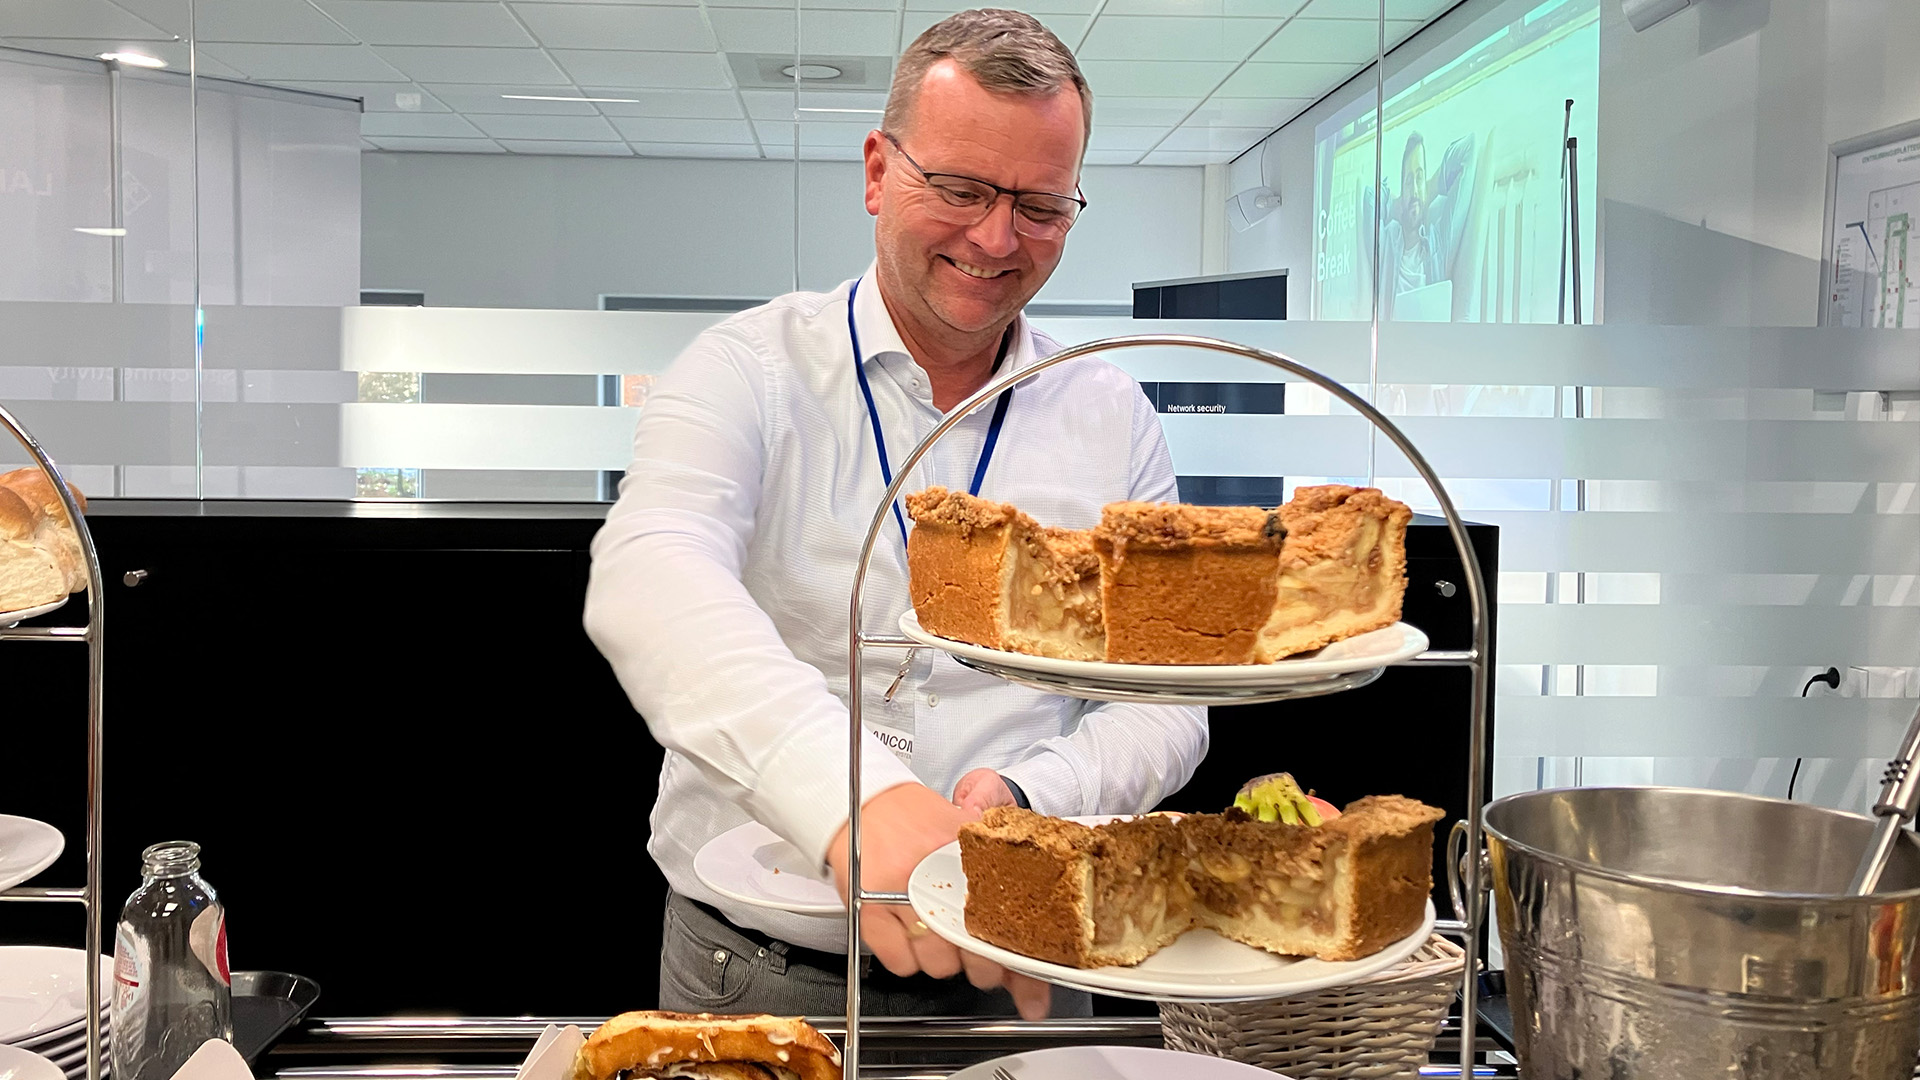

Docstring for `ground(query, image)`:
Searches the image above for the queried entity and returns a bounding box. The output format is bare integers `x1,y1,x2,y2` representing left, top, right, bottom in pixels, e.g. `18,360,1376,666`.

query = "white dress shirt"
585,265,1208,953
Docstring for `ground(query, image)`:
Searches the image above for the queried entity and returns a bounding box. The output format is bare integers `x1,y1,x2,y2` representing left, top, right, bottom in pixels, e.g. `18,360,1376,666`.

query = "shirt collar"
848,260,1035,377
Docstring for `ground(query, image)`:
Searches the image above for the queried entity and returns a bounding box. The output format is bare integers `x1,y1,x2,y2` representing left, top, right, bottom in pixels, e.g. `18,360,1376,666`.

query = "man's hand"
952,768,1018,814
827,783,1051,1019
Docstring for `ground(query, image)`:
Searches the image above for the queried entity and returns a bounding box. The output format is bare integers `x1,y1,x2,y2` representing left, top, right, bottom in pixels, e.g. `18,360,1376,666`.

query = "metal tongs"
1848,700,1920,895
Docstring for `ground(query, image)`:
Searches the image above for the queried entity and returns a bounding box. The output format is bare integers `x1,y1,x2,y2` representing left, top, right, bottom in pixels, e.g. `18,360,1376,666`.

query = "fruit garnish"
1233,772,1326,826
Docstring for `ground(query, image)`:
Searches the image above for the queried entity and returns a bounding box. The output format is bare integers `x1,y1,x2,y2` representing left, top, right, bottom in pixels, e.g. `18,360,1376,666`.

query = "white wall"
360,151,1204,309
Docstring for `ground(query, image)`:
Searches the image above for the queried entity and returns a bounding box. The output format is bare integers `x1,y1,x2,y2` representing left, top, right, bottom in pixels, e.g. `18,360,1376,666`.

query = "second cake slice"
1093,502,1287,665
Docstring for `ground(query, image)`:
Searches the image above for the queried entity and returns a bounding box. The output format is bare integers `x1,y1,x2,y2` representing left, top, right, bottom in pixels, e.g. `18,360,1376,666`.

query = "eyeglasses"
880,131,1086,240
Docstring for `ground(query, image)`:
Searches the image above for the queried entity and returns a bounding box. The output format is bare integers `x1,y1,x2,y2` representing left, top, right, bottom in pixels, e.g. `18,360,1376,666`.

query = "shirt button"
926,692,939,708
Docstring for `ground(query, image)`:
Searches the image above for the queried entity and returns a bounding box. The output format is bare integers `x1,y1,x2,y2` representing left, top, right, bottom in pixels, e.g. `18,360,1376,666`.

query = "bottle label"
190,904,229,986
112,922,148,1063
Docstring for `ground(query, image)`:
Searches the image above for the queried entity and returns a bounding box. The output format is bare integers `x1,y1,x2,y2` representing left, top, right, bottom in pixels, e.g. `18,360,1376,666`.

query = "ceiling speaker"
1622,0,1693,31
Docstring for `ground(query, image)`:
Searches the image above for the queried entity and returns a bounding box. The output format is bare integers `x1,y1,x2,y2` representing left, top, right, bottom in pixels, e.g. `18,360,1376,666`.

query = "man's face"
864,60,1085,340
1401,144,1427,229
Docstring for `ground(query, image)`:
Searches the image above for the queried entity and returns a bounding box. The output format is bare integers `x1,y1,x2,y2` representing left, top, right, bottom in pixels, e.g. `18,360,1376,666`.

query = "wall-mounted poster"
1825,122,1920,328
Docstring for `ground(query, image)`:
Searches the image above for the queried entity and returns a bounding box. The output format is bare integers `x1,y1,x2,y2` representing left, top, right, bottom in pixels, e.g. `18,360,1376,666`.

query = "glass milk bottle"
112,841,232,1080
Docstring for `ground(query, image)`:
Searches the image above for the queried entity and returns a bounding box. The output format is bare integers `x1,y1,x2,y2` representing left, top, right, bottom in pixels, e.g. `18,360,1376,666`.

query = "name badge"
866,722,913,765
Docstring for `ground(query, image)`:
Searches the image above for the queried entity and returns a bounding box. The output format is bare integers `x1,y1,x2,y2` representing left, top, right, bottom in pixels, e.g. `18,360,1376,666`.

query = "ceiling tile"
467,112,622,140
198,43,408,81
1092,96,1201,128
550,49,730,88
740,88,886,121
276,80,452,112
1078,16,1283,62
1212,60,1352,97
1083,149,1145,165
360,112,485,138
498,139,635,155
366,135,505,152
371,45,569,84
1098,0,1307,16
1139,148,1234,164
710,0,892,10
102,0,189,35
420,83,600,114
1075,59,1234,98
708,8,896,55
612,115,757,143
0,0,171,39
1087,125,1172,152
585,88,746,119
897,9,1087,50
633,142,763,158
180,0,356,44
1252,17,1420,63
314,2,537,48
1301,0,1452,17
764,141,861,160
1183,95,1313,127
361,137,380,150
5,38,244,77
513,4,716,52
752,118,874,151
1155,123,1270,152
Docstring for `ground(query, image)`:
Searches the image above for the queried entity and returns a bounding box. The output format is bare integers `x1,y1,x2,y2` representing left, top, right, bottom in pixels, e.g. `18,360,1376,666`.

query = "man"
585,9,1205,1020
1380,129,1476,320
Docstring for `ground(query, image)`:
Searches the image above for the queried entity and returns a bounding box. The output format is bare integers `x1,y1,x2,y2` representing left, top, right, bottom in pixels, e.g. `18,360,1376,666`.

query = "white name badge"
866,722,913,765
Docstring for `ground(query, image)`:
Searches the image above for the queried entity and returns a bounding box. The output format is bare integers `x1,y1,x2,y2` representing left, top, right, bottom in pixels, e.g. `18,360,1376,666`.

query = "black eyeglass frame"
879,130,1088,233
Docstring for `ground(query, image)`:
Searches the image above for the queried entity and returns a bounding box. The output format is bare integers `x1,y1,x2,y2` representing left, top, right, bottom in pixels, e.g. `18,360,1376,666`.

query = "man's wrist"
1001,774,1031,810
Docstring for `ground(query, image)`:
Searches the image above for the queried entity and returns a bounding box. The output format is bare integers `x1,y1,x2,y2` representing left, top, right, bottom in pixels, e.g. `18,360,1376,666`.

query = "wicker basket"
1159,935,1467,1079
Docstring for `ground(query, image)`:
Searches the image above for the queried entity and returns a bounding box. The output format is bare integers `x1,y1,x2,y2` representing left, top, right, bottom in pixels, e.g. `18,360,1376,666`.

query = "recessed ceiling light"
781,64,842,81
500,94,639,103
98,51,166,69
73,227,126,236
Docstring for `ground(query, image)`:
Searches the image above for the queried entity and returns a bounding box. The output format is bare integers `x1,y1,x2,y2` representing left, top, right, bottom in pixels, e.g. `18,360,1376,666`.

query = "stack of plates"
0,948,112,1080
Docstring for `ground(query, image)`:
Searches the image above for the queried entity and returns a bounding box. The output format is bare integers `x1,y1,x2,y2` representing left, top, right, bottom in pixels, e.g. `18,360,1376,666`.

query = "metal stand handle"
1849,700,1920,895
842,334,1491,1078
0,402,107,1080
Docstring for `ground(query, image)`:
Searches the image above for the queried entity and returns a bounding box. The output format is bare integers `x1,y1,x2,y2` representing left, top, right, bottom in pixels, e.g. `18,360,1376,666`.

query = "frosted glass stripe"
339,403,637,470
1469,511,1920,574
0,302,195,367
1374,417,1920,482
338,306,723,376
1497,697,1920,758
1378,323,1920,391
1499,605,1920,666
1157,414,1373,478
1032,318,1373,382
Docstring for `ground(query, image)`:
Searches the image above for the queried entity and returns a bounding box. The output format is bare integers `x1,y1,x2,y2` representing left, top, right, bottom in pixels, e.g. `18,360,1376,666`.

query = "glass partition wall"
0,0,1914,811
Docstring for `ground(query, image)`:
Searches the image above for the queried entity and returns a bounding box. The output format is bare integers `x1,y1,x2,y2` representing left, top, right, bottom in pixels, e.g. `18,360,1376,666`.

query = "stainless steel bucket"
1483,787,1920,1079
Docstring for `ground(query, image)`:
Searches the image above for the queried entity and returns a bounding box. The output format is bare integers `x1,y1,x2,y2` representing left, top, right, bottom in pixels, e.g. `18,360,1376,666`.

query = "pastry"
0,486,67,612
1092,502,1285,665
570,1010,841,1080
1257,485,1412,661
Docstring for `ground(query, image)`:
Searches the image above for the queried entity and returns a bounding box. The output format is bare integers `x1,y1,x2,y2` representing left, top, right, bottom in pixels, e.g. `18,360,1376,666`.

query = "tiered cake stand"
840,335,1490,1077
0,404,108,1080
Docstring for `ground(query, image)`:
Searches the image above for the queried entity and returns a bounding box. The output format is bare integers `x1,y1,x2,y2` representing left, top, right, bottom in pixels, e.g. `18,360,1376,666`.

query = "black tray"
232,970,321,1067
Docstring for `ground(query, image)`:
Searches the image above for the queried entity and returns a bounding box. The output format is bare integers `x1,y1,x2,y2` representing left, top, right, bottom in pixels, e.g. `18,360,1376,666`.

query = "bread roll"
0,468,87,592
570,1011,841,1080
0,487,67,613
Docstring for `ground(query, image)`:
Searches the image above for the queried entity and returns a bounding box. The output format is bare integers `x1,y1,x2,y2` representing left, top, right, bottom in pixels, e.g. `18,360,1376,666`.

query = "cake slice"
1256,485,1413,662
1183,795,1443,961
0,487,67,612
959,797,1443,969
904,487,1104,661
1093,503,1286,665
958,809,1190,967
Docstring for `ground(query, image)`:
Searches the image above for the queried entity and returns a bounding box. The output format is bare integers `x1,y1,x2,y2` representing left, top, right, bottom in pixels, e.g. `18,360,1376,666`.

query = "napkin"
514,1024,584,1080
165,1041,251,1080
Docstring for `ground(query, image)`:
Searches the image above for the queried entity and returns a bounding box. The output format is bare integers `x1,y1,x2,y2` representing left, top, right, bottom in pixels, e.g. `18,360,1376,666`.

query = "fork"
991,1067,1018,1080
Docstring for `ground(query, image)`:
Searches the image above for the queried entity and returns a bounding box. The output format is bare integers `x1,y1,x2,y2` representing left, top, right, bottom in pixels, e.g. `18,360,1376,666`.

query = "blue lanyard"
848,277,1014,552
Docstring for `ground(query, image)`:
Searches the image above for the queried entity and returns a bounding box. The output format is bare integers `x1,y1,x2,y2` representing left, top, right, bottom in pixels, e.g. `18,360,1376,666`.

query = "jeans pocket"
660,905,757,1010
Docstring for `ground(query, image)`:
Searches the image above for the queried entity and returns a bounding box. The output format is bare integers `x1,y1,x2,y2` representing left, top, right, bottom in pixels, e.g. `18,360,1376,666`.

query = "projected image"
1313,0,1598,323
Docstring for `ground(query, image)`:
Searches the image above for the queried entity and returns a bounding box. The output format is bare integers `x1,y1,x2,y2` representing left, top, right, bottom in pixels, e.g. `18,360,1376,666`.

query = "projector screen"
1312,0,1598,323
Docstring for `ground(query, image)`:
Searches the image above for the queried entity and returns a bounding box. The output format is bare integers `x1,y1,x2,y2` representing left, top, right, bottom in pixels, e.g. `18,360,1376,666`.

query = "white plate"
899,612,1429,688
0,599,64,629
0,950,113,1045
0,819,64,896
908,817,1437,1002
948,1046,1287,1080
0,1046,63,1080
13,1016,108,1053
693,822,843,916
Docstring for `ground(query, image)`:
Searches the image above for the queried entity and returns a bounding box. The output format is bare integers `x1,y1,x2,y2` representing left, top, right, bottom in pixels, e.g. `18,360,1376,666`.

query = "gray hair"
883,9,1091,157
